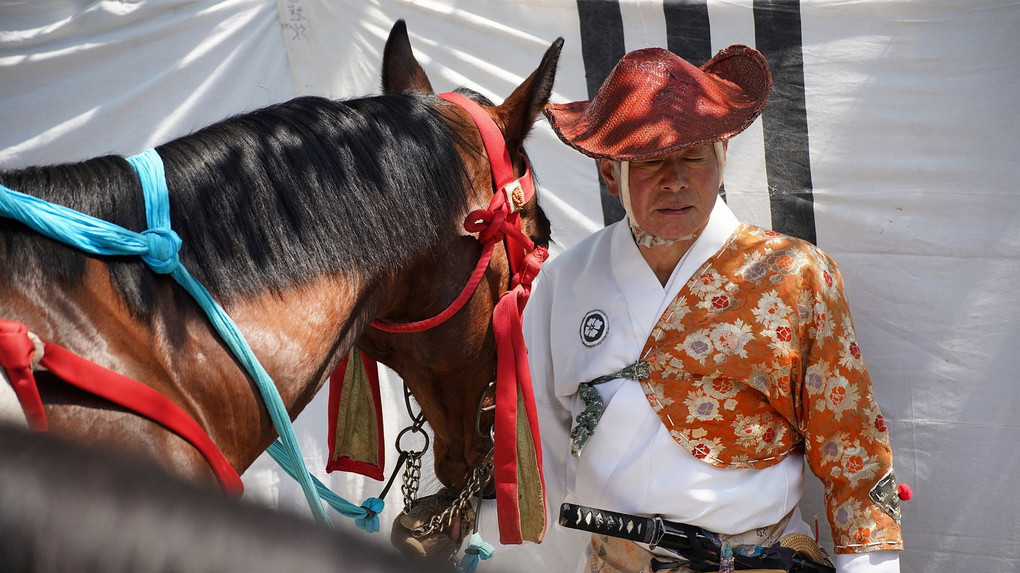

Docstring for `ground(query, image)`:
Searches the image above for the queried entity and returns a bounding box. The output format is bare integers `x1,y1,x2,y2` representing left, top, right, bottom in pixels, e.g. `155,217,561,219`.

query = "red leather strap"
370,92,536,333
439,91,536,276
490,246,548,543
0,318,242,494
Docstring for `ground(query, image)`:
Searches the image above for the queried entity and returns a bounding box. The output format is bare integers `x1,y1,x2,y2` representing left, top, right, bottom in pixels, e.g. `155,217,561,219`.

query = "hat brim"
544,45,772,161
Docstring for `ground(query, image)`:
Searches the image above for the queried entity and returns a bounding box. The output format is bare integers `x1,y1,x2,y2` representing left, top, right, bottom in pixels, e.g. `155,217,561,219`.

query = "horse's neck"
178,272,383,470
5,260,380,475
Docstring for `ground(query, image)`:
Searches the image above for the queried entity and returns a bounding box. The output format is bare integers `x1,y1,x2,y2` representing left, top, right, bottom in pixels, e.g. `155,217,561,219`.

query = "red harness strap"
0,318,243,494
370,92,540,333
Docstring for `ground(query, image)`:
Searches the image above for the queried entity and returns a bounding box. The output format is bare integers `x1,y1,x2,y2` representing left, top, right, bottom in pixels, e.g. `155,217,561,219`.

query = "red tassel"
897,483,913,500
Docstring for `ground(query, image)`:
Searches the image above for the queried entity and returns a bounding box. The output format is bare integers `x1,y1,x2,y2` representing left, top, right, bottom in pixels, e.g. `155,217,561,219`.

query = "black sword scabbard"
558,503,832,573
558,503,714,571
559,502,662,545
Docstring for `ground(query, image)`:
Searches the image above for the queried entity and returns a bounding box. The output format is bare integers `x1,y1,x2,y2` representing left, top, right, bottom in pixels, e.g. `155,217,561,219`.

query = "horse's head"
358,21,561,494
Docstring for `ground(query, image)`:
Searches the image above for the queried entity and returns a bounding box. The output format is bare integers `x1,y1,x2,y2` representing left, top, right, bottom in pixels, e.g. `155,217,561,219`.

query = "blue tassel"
458,532,494,573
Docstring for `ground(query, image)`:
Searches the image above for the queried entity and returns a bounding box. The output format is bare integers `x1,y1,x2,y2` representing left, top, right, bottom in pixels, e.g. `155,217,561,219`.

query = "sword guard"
648,516,666,550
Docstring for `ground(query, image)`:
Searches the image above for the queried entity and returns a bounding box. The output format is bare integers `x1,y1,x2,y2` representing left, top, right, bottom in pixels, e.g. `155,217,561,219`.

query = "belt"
559,503,834,573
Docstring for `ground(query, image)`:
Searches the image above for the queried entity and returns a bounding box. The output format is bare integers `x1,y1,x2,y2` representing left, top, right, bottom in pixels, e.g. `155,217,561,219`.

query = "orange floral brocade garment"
639,224,903,554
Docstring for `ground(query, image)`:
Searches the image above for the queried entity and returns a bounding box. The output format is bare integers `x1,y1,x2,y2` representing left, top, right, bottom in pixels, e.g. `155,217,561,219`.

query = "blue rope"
266,441,384,532
0,149,346,527
710,532,770,573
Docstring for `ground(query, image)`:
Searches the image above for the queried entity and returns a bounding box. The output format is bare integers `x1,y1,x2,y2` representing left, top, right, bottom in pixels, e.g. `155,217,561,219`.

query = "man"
521,45,905,572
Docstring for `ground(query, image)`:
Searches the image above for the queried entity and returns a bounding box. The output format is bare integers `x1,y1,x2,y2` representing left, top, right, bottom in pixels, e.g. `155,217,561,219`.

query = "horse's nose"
432,438,470,489
435,457,471,491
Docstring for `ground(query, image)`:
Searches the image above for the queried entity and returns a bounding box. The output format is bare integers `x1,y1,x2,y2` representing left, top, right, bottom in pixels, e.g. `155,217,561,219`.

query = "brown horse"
0,19,561,543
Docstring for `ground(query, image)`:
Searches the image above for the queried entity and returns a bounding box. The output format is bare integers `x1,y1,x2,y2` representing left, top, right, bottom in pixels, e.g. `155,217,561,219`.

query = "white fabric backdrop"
2,1,1019,571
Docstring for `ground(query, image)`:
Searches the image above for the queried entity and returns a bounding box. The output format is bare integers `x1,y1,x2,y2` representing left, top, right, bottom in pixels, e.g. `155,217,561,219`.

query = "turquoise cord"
458,532,494,573
266,441,384,532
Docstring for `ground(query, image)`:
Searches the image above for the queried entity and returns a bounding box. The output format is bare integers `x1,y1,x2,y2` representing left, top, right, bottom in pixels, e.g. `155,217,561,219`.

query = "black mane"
0,94,471,317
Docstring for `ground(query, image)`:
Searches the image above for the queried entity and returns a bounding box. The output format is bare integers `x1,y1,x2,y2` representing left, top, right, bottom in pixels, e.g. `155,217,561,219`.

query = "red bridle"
371,91,549,544
370,91,545,333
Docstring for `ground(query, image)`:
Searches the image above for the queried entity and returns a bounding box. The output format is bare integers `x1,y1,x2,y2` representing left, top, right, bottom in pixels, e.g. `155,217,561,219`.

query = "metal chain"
392,381,499,539
387,384,429,509
412,447,494,537
400,449,424,510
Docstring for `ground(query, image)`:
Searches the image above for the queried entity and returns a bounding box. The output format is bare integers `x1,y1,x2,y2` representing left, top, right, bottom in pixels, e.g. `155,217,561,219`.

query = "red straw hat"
544,45,772,161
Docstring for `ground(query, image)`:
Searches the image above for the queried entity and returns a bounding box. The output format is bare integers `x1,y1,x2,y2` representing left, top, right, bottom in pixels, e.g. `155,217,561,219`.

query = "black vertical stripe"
753,0,817,244
576,0,627,225
663,0,712,65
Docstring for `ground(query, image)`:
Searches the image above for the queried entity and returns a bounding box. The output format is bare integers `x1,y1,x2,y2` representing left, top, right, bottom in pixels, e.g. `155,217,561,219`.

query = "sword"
559,503,834,573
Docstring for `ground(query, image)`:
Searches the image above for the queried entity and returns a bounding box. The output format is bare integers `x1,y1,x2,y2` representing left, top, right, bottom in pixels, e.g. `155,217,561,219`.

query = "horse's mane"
0,94,471,317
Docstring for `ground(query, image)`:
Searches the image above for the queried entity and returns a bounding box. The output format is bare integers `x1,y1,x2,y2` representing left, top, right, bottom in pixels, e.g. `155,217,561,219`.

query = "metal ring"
474,378,497,440
404,384,426,426
395,425,430,456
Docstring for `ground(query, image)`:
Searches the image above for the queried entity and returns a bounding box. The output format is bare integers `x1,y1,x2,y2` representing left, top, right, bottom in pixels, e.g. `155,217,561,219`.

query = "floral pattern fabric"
640,224,903,554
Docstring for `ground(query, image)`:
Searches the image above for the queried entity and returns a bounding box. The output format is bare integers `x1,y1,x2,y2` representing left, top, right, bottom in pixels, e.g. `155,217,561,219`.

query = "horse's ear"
494,37,564,157
382,19,434,95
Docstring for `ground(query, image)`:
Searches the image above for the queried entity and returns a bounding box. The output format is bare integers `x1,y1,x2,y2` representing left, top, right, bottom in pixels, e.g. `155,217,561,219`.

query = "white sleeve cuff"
834,550,900,573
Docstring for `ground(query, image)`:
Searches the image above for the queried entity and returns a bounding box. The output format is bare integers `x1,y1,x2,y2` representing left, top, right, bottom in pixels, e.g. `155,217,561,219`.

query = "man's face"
600,143,724,241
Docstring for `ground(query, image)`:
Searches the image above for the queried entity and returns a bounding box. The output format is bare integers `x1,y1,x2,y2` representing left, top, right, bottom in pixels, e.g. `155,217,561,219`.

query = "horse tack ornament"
504,179,527,213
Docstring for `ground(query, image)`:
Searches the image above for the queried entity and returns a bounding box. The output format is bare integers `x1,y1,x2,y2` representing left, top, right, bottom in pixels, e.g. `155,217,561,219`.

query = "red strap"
439,91,536,276
372,241,497,333
0,318,242,494
0,319,47,431
371,92,536,333
490,246,548,544
438,92,517,191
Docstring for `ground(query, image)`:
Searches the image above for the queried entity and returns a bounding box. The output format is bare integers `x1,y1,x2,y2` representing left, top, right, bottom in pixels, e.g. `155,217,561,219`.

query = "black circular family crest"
580,310,609,347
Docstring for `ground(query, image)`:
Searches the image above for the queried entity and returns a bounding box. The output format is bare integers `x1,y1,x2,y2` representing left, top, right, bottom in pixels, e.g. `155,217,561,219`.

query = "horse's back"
0,424,438,573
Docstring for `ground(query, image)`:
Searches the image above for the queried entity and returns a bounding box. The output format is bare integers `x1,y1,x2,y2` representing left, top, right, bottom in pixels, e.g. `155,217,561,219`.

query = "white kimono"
527,196,805,525
504,196,897,573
